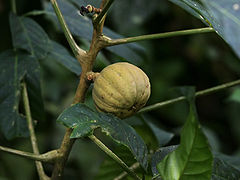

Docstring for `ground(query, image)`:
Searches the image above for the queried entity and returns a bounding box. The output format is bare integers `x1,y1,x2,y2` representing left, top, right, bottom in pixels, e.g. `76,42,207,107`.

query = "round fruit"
92,62,151,118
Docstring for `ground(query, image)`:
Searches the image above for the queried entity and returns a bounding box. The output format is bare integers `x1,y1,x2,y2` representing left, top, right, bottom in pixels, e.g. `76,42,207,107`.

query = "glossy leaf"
47,40,81,75
57,103,148,171
0,50,40,139
169,0,240,58
157,88,213,180
45,0,144,64
9,13,51,60
212,157,240,180
151,145,179,177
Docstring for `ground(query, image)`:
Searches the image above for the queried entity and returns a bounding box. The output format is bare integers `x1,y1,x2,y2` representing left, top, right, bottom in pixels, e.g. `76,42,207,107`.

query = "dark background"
0,0,240,179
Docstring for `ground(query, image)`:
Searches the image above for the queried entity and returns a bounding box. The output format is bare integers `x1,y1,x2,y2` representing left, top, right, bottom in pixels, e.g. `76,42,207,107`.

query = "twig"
114,162,140,180
102,27,214,46
22,82,49,179
50,0,85,58
93,0,114,25
139,79,240,113
89,135,141,180
0,145,60,163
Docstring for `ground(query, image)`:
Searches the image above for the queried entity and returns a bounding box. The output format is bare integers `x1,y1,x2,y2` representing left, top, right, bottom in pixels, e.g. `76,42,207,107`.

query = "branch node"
86,72,100,82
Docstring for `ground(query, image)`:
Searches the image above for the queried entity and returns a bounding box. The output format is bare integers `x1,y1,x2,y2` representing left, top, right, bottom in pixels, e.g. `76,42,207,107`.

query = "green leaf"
157,87,213,180
169,0,240,58
142,116,174,147
151,145,179,177
0,50,40,139
95,145,140,180
47,40,81,75
212,157,240,180
57,103,148,171
9,13,51,60
127,115,174,150
44,0,144,64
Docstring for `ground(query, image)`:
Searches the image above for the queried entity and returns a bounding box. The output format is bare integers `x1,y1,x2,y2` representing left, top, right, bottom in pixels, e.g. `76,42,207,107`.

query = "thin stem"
114,162,140,180
50,0,85,57
0,145,59,163
22,82,49,180
10,0,17,14
139,79,240,113
103,27,214,46
94,0,114,25
89,135,141,180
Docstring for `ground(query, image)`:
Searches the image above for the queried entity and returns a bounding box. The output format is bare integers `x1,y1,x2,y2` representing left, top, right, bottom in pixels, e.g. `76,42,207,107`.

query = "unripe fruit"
92,62,151,118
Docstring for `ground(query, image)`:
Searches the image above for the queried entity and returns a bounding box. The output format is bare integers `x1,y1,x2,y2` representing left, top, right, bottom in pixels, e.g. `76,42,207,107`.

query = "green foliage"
47,40,81,75
212,158,240,180
151,145,179,177
9,13,51,60
157,88,213,180
0,50,40,139
57,103,148,171
129,115,174,150
1,0,240,179
95,145,138,180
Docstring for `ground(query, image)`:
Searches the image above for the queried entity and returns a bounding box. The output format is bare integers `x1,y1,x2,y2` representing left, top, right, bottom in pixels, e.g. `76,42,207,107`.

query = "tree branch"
50,0,85,58
139,79,240,113
22,82,49,179
101,27,214,46
89,135,141,180
0,145,60,163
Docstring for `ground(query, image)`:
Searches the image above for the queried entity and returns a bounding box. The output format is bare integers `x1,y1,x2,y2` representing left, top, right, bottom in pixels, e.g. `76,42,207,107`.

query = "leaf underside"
9,13,51,60
0,50,40,139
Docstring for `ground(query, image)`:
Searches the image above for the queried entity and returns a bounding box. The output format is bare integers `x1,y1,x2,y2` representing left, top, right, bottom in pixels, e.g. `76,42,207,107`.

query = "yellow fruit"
92,62,151,118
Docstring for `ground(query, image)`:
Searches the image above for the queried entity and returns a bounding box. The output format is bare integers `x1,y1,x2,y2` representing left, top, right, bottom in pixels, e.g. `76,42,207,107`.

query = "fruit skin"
92,62,151,118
